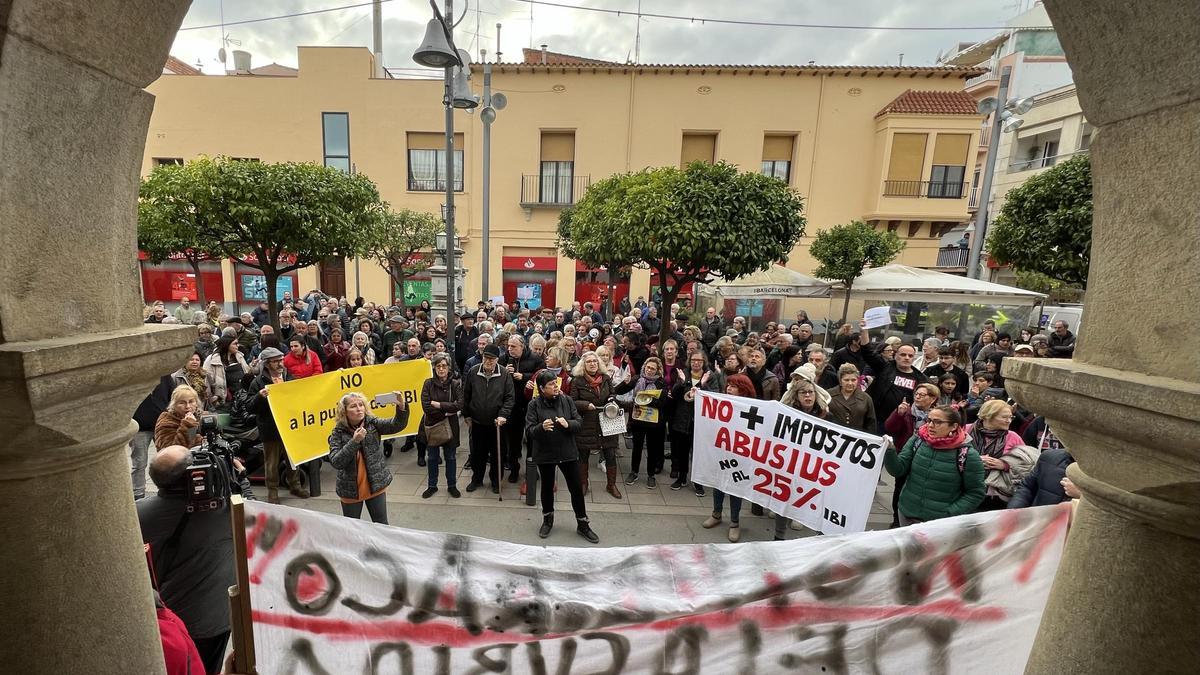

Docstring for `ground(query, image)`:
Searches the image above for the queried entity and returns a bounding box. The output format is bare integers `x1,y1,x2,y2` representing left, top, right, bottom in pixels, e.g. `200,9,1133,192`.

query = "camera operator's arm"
374,392,411,435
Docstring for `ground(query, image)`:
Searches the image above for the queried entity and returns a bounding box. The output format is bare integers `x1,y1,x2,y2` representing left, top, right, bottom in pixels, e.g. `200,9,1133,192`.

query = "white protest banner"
243,501,1072,674
691,390,885,534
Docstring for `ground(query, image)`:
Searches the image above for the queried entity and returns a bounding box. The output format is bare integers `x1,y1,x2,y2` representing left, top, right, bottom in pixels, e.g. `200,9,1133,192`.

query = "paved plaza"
269,431,898,547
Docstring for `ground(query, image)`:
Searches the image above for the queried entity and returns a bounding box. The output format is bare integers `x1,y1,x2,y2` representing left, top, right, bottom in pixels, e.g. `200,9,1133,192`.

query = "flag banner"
267,360,431,466
243,501,1072,674
692,390,886,534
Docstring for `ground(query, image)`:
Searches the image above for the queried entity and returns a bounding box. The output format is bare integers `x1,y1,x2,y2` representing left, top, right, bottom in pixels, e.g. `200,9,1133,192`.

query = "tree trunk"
839,282,853,324
263,268,281,331
188,256,206,308
657,276,679,359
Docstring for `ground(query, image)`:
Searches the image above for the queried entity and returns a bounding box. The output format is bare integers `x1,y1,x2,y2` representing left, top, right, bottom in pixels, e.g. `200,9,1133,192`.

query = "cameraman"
138,445,234,675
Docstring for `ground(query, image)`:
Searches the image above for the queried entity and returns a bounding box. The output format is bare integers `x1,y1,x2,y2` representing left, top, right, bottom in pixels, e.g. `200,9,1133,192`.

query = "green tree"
987,153,1092,287
138,162,225,307
558,161,807,352
809,220,905,323
362,208,442,309
153,157,383,328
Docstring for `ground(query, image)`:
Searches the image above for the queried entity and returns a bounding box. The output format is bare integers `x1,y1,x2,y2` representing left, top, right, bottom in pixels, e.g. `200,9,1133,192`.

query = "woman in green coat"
884,405,985,525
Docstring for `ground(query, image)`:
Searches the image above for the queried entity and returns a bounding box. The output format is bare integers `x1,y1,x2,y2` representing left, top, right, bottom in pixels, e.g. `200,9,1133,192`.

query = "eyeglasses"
927,419,952,427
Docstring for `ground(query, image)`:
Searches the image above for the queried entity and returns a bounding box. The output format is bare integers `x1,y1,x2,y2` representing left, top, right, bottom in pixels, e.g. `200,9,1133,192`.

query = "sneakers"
421,487,438,499
538,514,553,539
702,514,722,529
465,481,482,492
576,519,599,544
670,478,685,491
625,472,638,485
507,468,520,484
728,524,741,543
693,484,706,497
448,486,461,498
647,476,657,489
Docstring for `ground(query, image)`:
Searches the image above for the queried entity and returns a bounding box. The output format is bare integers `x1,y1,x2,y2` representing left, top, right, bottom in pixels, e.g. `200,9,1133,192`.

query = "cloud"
169,0,1016,74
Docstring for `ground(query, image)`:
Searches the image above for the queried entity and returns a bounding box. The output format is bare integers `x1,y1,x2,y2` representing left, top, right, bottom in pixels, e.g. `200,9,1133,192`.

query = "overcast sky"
170,0,1035,76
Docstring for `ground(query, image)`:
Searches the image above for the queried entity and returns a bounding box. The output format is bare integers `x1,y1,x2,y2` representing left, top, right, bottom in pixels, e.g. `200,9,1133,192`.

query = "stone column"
1007,2,1200,672
0,1,193,673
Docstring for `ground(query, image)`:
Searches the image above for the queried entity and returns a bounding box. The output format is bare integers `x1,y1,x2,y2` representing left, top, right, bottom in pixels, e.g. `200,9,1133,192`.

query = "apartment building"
141,46,984,314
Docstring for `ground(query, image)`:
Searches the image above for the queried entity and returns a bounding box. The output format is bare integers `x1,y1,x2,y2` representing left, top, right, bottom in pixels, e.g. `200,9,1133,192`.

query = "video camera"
184,415,251,512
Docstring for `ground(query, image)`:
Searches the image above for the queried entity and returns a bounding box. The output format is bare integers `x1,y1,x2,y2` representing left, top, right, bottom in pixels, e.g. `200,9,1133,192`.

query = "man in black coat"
138,445,235,674
859,323,921,433
462,344,515,492
923,346,970,397
1008,448,1076,508
246,347,307,503
498,335,545,482
453,313,480,372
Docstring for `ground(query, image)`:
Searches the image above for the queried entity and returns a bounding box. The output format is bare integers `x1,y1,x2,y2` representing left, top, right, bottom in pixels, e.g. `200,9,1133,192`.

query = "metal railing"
966,69,1000,88
408,178,464,192
978,126,992,147
882,180,967,199
937,247,970,268
968,186,981,209
520,174,591,207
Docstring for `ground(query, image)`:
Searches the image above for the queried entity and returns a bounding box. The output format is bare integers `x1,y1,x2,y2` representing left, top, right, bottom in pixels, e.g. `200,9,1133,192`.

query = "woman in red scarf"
883,405,985,525
569,351,622,498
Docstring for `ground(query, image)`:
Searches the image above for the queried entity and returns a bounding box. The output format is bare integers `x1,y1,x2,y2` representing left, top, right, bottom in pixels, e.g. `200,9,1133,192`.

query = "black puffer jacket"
1008,448,1074,508
570,374,619,456
328,408,411,500
525,392,583,464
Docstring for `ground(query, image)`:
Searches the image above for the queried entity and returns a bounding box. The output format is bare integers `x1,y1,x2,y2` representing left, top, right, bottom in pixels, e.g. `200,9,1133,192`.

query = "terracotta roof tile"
875,89,981,117
488,60,985,79
163,55,202,75
520,48,620,65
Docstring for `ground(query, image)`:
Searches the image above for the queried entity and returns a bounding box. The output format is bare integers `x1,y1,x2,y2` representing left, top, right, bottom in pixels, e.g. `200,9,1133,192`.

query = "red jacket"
283,349,324,379
157,605,204,675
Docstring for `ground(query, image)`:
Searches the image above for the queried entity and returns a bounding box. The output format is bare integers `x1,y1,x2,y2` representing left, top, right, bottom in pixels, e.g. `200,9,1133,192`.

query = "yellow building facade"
141,47,984,316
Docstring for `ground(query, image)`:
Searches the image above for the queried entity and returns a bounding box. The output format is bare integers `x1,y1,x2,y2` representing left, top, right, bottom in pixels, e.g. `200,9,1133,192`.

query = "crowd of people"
134,290,1082,674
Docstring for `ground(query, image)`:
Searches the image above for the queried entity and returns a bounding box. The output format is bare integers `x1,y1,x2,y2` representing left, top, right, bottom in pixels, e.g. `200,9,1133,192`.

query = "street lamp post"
966,66,1011,280
479,58,507,303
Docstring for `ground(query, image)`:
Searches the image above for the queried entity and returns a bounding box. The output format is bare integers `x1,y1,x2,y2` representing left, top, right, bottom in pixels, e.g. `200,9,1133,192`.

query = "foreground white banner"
692,390,886,534
243,501,1071,674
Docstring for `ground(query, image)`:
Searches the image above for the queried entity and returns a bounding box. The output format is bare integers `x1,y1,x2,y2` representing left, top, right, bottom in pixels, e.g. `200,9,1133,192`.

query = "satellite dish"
1013,97,1035,115
1002,117,1024,133
480,106,497,124
976,97,997,115
218,47,227,64
491,92,508,110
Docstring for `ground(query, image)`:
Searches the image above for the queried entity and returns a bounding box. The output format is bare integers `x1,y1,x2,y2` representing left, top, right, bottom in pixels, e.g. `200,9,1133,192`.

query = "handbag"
424,417,454,446
598,401,627,437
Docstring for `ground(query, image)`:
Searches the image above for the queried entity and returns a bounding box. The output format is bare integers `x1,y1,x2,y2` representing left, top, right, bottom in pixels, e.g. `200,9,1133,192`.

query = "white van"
1040,305,1084,337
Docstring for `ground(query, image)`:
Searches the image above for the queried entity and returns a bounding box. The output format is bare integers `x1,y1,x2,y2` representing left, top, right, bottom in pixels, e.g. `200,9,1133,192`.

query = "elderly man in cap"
462,344,515,493
236,312,260,352
246,346,309,503
382,314,411,358
454,312,480,372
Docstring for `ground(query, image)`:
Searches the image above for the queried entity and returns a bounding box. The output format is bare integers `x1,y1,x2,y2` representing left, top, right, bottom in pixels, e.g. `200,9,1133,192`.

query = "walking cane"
495,424,503,502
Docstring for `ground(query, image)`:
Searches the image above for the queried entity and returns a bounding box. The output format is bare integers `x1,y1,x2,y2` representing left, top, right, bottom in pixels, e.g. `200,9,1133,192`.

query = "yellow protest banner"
267,360,431,466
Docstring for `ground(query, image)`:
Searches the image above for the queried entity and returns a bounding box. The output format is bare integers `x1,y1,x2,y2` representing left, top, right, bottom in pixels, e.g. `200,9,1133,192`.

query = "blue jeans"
129,430,155,499
712,490,742,524
426,445,458,488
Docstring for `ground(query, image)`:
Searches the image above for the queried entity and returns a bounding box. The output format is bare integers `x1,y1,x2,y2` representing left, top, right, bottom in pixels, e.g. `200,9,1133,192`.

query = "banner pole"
229,495,258,674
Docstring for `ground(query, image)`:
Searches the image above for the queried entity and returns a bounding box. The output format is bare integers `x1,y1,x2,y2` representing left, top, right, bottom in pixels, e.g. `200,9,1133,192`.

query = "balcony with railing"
965,69,1000,89
936,246,970,270
882,180,967,199
978,126,992,147
520,174,591,208
968,186,981,210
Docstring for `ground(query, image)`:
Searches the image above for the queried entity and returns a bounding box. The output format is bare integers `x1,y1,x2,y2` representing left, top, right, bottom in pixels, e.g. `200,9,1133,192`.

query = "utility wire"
179,0,1028,34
